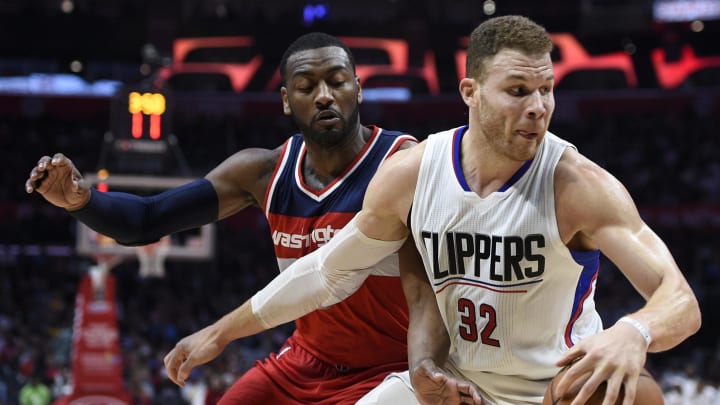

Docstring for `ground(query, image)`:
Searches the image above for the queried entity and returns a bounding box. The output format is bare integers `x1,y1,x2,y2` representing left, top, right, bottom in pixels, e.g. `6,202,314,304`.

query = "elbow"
688,297,702,337
113,217,164,246
678,286,702,339
113,227,161,247
319,266,372,306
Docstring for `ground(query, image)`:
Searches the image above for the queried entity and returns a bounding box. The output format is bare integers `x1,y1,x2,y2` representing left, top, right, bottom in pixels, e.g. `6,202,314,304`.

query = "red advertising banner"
55,267,130,404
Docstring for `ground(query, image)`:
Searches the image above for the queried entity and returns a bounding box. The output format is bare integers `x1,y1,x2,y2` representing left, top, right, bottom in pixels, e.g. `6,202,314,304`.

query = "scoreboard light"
127,92,167,140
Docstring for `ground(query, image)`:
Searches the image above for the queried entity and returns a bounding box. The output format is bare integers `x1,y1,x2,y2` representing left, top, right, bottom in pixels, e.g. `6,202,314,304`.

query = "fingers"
554,354,586,397
26,154,73,193
569,368,605,405
620,373,639,405
600,372,623,405
456,381,484,404
26,156,52,193
177,354,197,386
51,152,68,164
163,347,188,387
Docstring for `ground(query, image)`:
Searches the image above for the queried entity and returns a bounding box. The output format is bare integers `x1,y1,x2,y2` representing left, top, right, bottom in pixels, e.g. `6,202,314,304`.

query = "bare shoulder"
554,147,642,247
208,146,282,179
364,141,426,227
555,147,635,210
554,147,608,192
205,145,284,217
374,141,426,190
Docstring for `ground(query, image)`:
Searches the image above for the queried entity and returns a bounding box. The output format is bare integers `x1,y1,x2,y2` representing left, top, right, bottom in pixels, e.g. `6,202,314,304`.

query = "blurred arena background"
1,0,719,404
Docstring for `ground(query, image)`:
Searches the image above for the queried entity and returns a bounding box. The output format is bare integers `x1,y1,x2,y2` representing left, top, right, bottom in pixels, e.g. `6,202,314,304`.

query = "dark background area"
1,0,720,404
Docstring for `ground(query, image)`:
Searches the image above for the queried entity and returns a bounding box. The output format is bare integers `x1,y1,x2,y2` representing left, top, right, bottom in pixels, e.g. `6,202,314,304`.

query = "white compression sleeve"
251,215,407,329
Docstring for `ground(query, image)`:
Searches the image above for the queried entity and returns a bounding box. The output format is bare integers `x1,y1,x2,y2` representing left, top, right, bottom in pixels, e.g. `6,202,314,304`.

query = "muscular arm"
556,148,700,351
26,148,279,245
554,148,701,404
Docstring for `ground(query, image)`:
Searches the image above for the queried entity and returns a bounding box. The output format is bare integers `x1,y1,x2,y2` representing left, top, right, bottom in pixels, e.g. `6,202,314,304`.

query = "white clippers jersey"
410,126,603,381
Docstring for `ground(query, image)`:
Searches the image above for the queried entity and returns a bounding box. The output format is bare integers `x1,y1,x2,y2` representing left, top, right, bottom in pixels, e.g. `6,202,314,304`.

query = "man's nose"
526,91,546,118
315,81,333,107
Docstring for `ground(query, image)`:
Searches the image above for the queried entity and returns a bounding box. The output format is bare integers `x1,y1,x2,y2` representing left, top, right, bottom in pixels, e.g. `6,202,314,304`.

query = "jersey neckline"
452,125,534,194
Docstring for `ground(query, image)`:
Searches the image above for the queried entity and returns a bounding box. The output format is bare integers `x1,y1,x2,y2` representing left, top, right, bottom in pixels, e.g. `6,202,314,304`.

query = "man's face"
281,46,361,148
472,48,555,162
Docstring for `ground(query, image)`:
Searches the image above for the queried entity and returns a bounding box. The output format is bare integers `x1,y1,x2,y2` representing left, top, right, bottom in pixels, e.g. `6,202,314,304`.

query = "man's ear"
356,76,363,104
459,78,478,108
281,87,291,116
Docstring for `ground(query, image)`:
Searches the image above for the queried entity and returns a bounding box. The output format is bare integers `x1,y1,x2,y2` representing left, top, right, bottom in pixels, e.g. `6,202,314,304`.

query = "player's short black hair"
279,32,356,85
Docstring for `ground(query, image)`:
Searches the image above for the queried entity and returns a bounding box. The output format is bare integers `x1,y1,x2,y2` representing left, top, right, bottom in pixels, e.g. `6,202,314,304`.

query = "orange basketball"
542,367,664,405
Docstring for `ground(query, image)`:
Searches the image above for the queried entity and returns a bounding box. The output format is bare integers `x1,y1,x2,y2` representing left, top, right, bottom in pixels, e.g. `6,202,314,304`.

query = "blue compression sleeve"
69,178,219,246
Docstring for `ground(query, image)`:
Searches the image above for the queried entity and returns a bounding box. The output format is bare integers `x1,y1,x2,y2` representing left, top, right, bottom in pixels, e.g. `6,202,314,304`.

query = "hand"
554,321,648,405
164,325,229,387
25,153,90,210
411,359,484,405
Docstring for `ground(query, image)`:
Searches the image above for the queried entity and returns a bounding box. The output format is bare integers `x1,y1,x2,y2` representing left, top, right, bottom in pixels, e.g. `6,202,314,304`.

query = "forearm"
627,277,701,352
409,310,451,372
252,216,405,328
69,179,218,246
211,300,266,343
398,239,451,372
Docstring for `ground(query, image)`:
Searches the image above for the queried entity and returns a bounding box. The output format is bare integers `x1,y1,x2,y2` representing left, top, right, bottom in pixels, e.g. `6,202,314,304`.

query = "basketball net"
135,236,170,278
91,234,124,300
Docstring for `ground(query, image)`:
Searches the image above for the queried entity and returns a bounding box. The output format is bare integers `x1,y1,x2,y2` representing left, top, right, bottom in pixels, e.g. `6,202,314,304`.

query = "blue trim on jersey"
565,249,601,346
452,126,470,191
498,159,533,192
452,125,533,193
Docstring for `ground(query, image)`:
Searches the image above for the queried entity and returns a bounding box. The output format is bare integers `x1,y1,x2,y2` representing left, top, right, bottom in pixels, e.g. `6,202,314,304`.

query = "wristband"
617,316,652,347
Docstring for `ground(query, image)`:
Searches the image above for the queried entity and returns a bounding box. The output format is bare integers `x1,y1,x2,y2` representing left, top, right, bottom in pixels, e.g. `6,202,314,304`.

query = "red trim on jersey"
564,268,599,347
384,134,418,158
263,138,293,216
296,126,381,197
435,281,528,294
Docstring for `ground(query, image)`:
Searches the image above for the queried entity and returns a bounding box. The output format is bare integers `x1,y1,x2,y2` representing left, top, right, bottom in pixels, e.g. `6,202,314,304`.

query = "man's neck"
303,124,371,188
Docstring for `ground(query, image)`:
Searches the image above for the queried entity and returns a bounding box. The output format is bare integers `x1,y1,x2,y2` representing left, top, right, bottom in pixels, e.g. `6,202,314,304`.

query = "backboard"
75,173,214,261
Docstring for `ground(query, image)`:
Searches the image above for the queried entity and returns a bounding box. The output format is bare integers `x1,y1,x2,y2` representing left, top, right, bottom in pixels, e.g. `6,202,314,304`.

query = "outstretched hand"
25,153,89,210
553,321,649,405
411,359,484,405
164,325,229,387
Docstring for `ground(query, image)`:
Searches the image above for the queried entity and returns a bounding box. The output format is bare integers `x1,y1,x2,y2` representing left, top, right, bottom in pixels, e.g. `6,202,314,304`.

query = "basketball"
542,367,665,405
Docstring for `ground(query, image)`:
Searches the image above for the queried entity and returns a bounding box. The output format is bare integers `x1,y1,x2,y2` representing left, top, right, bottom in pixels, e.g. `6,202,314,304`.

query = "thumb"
429,367,448,383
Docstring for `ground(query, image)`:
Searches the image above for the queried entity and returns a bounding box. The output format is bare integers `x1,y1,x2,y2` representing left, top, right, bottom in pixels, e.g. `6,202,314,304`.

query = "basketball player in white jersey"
181,15,700,405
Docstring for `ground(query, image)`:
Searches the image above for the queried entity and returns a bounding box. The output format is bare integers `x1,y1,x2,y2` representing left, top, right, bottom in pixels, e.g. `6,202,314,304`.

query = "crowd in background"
1,98,719,404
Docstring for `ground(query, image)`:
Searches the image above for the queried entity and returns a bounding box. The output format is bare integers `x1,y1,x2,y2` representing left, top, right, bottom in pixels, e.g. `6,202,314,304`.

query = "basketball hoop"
90,233,124,300
135,236,170,278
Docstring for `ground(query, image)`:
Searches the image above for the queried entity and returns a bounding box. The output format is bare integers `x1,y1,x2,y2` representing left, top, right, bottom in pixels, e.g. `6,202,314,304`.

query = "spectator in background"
18,374,51,405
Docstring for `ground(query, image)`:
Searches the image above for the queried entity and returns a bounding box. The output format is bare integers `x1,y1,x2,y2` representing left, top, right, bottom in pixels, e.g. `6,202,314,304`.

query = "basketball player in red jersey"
26,33,419,404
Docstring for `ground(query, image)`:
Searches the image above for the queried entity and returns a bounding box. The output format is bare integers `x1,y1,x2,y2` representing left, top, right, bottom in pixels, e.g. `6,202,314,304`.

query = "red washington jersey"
263,125,415,369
